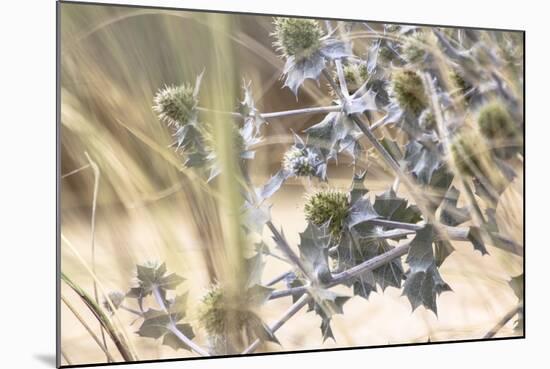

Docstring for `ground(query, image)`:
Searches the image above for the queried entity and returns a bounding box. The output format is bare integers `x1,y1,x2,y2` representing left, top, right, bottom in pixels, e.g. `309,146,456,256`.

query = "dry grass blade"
61,272,135,362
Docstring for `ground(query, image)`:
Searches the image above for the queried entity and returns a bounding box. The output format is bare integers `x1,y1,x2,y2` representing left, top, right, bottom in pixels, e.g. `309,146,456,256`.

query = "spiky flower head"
198,284,252,338
304,190,350,239
477,102,517,141
340,63,369,94
103,291,125,314
402,32,429,64
391,69,428,116
273,18,324,61
450,130,490,177
153,83,197,126
282,147,318,177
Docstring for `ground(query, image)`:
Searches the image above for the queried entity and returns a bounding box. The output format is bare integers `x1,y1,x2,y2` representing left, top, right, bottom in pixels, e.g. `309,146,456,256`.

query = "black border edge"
522,29,526,338
55,1,526,368
56,1,62,368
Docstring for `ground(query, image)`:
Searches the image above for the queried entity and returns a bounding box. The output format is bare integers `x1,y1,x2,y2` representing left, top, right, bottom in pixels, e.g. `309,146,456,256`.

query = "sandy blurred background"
59,2,523,366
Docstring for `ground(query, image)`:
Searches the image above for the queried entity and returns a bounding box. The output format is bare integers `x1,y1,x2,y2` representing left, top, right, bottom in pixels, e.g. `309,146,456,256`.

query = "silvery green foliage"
122,263,197,351
136,19,523,347
137,294,195,351
333,178,422,300
273,17,352,95
403,225,451,315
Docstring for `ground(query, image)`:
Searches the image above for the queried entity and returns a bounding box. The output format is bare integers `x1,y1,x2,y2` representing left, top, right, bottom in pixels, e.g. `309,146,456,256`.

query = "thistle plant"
391,69,428,116
65,17,523,364
153,83,198,127
304,190,350,240
273,18,324,62
477,101,521,159
282,146,319,177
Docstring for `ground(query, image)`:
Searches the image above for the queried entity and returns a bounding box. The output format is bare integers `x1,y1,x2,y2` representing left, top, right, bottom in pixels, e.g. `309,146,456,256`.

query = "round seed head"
273,18,323,61
153,84,197,126
450,130,490,177
477,102,517,141
282,147,317,177
304,190,350,239
342,63,369,94
391,69,428,116
198,284,251,337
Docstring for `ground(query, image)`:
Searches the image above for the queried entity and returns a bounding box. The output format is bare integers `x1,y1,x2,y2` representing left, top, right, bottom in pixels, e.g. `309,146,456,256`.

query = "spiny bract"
273,18,323,61
391,69,428,116
153,83,197,126
304,190,350,239
282,147,317,176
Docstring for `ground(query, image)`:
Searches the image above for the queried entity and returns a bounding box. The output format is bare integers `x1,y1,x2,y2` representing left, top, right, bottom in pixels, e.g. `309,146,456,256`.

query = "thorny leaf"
137,293,196,352
242,199,271,235
404,135,444,185
402,264,451,315
298,222,332,284
373,188,422,227
127,262,185,306
240,80,267,132
282,39,351,96
334,228,405,300
346,196,379,228
403,225,451,315
260,169,291,200
439,186,469,227
305,112,362,162
345,89,379,114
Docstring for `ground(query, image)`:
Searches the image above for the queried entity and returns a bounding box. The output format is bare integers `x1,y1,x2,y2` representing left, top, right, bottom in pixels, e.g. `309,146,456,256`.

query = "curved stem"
261,105,342,119
196,105,342,120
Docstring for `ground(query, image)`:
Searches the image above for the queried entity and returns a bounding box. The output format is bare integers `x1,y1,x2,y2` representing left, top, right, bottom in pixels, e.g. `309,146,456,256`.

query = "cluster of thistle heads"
141,16,523,346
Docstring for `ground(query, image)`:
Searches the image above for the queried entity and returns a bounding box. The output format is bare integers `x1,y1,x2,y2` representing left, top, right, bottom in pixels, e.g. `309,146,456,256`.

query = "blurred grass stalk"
200,13,249,346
